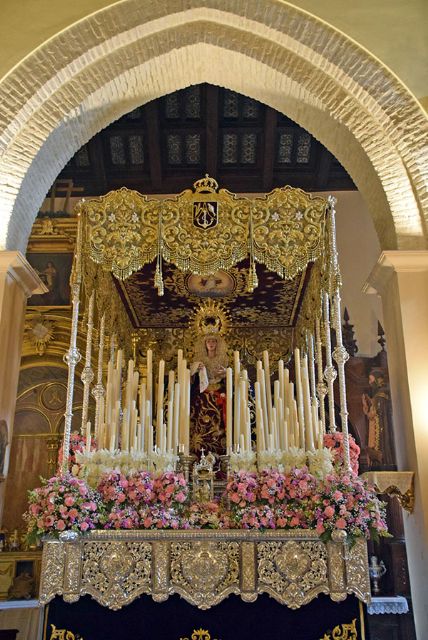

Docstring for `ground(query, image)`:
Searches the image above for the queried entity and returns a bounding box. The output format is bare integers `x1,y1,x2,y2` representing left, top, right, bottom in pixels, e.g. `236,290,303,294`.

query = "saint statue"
189,333,228,458
362,367,396,468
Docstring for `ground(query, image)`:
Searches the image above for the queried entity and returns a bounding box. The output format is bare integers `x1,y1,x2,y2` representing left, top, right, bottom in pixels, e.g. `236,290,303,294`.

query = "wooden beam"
88,135,108,194
205,85,219,179
145,101,163,191
316,146,333,189
262,107,277,192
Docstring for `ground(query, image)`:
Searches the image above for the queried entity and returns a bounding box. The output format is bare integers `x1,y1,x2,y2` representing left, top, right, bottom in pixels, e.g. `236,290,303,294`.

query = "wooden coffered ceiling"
53,84,355,197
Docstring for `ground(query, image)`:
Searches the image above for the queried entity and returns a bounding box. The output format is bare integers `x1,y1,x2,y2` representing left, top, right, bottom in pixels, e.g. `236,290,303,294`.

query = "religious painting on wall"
26,252,73,307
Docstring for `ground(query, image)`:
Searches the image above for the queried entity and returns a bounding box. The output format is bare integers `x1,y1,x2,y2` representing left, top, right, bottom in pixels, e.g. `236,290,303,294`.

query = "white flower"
307,448,334,479
257,450,283,471
230,450,257,472
281,447,306,472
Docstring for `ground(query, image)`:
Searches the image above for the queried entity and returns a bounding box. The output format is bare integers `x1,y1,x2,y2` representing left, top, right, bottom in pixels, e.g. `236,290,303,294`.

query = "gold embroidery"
49,623,83,640
179,630,222,640
320,618,358,640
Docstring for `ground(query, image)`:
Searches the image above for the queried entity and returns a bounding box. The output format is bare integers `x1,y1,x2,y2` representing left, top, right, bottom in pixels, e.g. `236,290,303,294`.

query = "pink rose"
80,521,89,532
175,491,186,503
324,506,335,518
332,490,343,501
64,496,75,507
44,515,54,527
56,519,66,531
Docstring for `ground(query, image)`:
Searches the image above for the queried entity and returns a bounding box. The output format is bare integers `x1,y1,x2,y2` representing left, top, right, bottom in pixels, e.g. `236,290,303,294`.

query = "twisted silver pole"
92,314,106,440
323,292,337,433
328,196,351,472
315,317,327,435
61,217,83,474
80,291,95,436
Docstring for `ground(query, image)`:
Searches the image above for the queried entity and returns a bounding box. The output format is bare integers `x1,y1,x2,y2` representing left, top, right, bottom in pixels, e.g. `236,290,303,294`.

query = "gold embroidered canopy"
76,176,329,282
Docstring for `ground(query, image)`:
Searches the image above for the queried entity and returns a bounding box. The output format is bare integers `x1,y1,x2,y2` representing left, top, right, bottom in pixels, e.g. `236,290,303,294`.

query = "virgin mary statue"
189,332,229,457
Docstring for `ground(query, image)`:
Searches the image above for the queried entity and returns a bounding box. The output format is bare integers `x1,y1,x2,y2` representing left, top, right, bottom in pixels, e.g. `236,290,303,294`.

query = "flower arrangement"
24,473,104,542
98,471,155,509
313,473,389,543
323,432,360,475
25,467,388,546
226,470,258,508
153,471,188,508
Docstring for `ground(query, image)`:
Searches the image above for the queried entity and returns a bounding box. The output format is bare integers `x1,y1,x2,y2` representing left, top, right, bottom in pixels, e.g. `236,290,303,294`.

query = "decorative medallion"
275,541,311,581
99,543,135,582
40,383,67,412
181,542,229,593
26,313,55,355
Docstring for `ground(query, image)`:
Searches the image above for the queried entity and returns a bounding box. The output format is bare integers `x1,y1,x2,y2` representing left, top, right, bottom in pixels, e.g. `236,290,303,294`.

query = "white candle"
179,360,187,450
301,356,314,450
284,408,289,450
145,400,151,452
226,367,233,451
294,348,305,448
167,399,173,451
263,350,273,428
233,351,241,448
146,349,152,423
254,381,265,452
173,382,180,453
156,359,165,447
273,380,282,450
184,369,190,455
240,379,247,450
148,423,153,454
272,406,278,449
278,359,284,399
239,433,245,454
259,368,270,448
234,379,241,449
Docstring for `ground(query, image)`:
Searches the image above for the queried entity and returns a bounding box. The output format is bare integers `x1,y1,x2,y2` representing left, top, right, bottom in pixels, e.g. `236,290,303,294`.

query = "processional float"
38,177,373,610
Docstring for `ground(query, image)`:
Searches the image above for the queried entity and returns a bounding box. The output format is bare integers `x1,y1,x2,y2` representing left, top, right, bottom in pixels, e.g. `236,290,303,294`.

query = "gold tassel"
247,262,258,292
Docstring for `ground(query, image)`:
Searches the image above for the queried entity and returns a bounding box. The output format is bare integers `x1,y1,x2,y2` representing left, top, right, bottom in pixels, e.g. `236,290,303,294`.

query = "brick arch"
0,1,426,251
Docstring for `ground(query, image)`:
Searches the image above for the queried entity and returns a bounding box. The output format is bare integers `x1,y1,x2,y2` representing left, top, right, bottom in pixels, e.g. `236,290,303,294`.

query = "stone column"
0,252,45,521
365,250,428,639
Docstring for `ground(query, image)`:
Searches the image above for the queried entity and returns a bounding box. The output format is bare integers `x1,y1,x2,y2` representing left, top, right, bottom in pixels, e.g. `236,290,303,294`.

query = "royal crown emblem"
193,174,219,194
192,175,219,230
